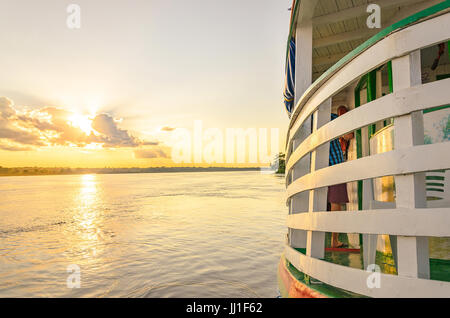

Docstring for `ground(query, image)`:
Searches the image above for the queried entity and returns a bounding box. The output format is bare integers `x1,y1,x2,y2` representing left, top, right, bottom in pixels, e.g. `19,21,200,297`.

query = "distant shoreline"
0,166,263,177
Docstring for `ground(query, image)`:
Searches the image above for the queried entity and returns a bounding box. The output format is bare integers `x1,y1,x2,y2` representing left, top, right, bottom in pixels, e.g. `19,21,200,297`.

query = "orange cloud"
0,96,168,153
161,126,175,132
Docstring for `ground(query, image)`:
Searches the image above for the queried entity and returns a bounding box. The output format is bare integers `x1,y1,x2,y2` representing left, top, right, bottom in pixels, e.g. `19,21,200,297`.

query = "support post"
306,99,331,259
289,19,314,251
392,50,430,279
361,125,378,269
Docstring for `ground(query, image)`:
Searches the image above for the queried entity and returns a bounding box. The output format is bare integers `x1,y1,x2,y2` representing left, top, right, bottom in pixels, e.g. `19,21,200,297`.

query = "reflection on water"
0,172,286,297
77,175,99,241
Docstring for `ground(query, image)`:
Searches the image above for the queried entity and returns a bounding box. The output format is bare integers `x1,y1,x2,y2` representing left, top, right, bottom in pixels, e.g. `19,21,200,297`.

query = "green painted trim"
427,176,445,181
427,182,445,187
436,73,450,80
428,196,444,200
385,61,394,127
354,76,366,213
387,61,394,93
423,104,450,113
367,70,377,138
288,0,300,41
288,0,450,125
430,258,450,282
427,188,445,192
367,71,377,102
285,0,300,65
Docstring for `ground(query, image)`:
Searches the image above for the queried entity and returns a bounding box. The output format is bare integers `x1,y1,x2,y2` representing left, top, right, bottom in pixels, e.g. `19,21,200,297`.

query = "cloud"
0,96,160,151
161,126,175,132
141,141,159,146
0,97,46,147
0,143,33,151
0,97,15,118
134,147,169,159
0,126,44,146
91,113,140,147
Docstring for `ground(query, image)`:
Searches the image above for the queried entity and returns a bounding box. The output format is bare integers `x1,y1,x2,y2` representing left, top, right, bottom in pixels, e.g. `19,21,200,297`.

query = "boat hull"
277,255,327,298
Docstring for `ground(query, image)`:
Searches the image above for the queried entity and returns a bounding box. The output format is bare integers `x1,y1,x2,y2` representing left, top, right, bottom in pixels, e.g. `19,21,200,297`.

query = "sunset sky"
0,0,291,167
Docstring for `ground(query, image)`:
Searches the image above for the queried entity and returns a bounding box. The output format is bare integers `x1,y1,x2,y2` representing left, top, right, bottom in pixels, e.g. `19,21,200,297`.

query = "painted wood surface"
286,9,450,156
286,78,450,174
287,208,450,236
284,245,450,297
287,142,450,199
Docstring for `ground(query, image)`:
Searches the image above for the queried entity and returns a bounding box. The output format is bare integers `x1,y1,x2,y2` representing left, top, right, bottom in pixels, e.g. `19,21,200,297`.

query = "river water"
0,171,286,297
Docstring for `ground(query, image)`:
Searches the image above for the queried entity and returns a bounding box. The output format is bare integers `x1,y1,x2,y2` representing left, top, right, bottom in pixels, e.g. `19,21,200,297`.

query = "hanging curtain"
283,37,296,117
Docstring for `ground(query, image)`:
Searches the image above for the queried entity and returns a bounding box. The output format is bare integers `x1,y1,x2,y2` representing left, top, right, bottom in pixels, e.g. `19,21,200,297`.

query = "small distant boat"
279,0,450,298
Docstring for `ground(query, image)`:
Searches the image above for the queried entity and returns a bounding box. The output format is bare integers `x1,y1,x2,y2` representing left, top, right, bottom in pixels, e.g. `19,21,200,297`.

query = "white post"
306,99,331,259
294,20,313,105
361,125,378,269
289,19,313,250
392,50,430,279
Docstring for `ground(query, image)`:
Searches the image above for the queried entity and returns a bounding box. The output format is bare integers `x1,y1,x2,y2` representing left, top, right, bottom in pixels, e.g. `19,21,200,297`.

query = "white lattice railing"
284,10,450,297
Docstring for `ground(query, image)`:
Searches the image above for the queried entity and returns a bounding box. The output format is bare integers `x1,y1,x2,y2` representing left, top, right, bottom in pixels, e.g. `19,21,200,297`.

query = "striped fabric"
284,38,296,116
329,113,344,166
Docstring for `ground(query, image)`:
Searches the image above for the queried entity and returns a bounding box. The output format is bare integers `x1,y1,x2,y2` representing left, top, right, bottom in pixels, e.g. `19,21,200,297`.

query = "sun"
68,113,93,135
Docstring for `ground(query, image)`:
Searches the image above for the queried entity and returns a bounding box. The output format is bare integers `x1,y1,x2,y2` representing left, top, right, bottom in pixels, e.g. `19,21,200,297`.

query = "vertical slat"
392,50,430,279
361,125,378,269
306,99,331,259
289,19,314,250
289,138,308,248
295,20,313,105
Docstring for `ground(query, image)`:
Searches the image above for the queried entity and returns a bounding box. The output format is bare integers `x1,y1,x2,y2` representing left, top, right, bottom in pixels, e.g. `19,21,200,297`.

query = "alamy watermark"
67,264,81,288
65,3,381,31
170,120,280,172
367,4,381,29
366,264,381,289
66,4,81,29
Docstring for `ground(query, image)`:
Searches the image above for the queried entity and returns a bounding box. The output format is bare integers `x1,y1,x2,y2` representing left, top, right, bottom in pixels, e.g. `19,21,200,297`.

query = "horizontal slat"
287,142,450,200
284,245,450,297
286,78,450,174
287,208,450,236
287,11,450,156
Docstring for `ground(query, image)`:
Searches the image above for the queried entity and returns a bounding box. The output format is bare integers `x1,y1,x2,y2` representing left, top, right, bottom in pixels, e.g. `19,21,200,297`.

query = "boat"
278,0,450,298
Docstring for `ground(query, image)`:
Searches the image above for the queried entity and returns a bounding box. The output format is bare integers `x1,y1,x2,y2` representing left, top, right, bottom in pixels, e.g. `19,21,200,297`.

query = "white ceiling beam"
312,0,426,26
313,53,347,67
383,0,444,26
313,0,439,49
314,29,377,49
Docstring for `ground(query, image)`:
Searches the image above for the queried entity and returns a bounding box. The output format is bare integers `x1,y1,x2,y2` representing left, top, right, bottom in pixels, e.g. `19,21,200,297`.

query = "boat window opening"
289,191,310,215
291,114,313,153
290,153,311,183
421,42,450,85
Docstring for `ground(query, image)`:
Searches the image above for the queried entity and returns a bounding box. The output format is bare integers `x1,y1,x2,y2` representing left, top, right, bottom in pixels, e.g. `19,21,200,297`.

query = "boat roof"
285,0,450,150
288,0,447,82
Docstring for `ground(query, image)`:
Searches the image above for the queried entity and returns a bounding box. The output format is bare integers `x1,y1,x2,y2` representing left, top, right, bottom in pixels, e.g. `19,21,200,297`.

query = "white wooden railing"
284,10,450,297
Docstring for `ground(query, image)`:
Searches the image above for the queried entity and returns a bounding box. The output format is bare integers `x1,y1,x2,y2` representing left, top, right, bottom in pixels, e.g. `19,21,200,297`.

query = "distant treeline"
0,166,261,177
275,153,285,174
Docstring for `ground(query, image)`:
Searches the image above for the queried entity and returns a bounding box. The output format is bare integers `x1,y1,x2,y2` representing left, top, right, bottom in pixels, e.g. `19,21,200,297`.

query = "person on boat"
338,106,354,160
328,106,353,248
